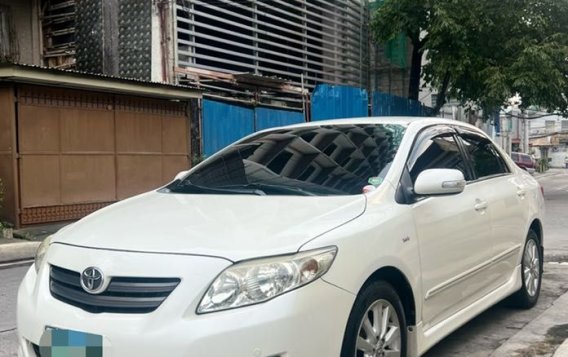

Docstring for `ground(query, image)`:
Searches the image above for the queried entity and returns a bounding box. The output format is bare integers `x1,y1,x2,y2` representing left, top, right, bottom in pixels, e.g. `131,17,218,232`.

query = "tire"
341,281,407,357
508,230,542,308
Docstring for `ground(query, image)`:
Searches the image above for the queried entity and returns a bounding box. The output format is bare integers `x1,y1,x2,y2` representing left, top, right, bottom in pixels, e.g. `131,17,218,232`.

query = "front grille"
49,265,180,314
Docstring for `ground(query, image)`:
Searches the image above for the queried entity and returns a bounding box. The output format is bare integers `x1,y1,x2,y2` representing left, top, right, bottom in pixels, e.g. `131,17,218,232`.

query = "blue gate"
372,92,431,117
202,99,305,156
202,100,254,156
311,84,369,121
203,88,431,155
255,107,304,131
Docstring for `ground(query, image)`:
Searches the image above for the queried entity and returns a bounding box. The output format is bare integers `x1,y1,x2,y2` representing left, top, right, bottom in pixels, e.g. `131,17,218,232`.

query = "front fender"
300,202,423,324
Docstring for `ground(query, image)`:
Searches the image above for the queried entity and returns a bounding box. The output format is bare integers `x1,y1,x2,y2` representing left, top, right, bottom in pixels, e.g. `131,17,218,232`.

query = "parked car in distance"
18,118,545,357
511,152,536,173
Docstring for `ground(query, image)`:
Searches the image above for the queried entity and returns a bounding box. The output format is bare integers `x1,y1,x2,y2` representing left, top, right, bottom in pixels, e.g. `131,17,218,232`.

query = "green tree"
371,0,568,116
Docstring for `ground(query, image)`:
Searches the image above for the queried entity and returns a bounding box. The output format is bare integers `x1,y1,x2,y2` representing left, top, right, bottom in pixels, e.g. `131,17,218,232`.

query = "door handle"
517,188,526,198
474,201,488,211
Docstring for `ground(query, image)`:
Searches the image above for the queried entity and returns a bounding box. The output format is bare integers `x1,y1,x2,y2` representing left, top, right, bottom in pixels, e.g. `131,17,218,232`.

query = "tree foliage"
371,0,568,116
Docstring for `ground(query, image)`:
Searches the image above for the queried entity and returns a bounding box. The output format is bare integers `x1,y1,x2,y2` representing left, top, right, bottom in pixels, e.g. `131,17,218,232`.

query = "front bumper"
17,244,355,357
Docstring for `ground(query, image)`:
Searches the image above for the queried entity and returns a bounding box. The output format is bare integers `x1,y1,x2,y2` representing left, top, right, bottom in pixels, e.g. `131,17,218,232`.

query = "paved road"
1,169,567,357
0,265,29,357
539,169,568,261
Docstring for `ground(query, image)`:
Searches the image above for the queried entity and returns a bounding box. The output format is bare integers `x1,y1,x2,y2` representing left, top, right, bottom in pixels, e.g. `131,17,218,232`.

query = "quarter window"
459,134,509,179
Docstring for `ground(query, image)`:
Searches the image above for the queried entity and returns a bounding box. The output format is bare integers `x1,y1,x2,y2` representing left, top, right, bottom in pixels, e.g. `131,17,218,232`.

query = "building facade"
174,0,370,89
0,0,370,88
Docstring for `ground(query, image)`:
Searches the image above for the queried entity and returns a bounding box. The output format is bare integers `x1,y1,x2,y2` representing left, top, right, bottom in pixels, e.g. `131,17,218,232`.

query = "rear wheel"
341,281,407,357
509,230,542,308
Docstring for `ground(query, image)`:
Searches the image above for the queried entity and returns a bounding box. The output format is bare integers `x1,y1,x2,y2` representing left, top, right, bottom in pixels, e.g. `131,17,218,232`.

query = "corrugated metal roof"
0,63,202,100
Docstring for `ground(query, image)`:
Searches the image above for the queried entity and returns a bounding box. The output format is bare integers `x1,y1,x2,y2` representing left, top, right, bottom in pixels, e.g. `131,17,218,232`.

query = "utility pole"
503,113,512,155
523,114,530,153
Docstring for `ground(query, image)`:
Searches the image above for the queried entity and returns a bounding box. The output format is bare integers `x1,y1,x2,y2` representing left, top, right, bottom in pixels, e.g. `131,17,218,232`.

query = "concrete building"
0,0,41,65
0,0,370,87
174,0,370,89
529,114,568,168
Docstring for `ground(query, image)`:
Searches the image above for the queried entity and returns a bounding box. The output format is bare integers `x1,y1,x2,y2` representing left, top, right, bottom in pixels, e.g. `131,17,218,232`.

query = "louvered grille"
49,265,180,314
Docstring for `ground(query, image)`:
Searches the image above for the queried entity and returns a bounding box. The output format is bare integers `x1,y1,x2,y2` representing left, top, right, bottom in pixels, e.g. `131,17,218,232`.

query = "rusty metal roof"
0,63,202,100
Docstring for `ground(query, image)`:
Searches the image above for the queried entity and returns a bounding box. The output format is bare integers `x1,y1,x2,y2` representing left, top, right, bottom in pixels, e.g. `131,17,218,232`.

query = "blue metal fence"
202,100,254,156
372,92,432,117
255,107,304,131
311,84,431,121
311,84,368,121
202,99,305,156
202,88,432,155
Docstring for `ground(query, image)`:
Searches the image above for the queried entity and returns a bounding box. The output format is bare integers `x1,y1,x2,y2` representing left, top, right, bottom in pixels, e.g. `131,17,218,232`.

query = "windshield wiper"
167,181,266,196
221,183,318,196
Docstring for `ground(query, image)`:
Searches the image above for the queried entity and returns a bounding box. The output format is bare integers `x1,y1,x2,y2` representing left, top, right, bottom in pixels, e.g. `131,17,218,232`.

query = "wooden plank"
0,85,18,226
19,155,61,208
61,108,115,153
116,112,162,153
18,105,60,154
61,155,116,204
116,155,162,200
162,115,189,154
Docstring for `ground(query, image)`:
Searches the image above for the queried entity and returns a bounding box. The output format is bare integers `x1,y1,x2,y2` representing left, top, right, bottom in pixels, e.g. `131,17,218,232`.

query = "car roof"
278,117,484,133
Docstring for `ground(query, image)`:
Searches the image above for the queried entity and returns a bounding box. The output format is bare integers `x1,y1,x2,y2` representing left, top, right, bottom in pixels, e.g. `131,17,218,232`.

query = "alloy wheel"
523,239,540,297
355,299,401,357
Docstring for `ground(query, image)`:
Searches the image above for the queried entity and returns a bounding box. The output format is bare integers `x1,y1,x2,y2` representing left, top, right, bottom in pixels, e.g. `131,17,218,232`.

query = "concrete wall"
151,1,175,83
548,147,568,168
0,0,40,65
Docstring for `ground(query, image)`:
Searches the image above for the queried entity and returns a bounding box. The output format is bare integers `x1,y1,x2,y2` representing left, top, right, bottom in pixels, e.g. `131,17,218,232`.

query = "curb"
0,241,40,265
491,289,568,357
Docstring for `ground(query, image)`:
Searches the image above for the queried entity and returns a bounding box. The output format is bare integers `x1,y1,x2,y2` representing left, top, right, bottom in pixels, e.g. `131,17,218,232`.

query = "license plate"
39,327,103,357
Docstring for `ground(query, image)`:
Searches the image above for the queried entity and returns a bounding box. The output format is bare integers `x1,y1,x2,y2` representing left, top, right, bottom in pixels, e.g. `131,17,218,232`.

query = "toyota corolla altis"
18,118,545,357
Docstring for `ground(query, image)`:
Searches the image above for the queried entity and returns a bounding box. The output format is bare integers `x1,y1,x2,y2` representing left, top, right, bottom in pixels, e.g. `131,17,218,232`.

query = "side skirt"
413,265,522,356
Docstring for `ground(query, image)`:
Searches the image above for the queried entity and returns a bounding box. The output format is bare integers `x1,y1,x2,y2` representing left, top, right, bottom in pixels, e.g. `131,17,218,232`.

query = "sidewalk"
492,286,568,357
0,222,71,265
534,167,566,178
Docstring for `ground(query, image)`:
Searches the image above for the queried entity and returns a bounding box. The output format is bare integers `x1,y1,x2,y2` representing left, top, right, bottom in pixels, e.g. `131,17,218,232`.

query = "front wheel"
509,230,542,308
341,281,407,357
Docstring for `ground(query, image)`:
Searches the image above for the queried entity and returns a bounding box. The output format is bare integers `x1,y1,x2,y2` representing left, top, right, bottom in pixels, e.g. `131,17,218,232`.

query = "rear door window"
458,134,510,180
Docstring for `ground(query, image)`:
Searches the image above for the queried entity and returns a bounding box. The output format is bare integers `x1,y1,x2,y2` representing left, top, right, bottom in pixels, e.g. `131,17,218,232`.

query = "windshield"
168,123,406,196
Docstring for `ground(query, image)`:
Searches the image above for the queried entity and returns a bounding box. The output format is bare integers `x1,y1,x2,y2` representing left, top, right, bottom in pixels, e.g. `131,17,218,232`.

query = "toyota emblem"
80,267,105,294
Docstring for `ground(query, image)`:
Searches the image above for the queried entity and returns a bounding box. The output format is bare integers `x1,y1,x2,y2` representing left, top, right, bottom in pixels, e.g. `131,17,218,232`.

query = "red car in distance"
511,152,536,173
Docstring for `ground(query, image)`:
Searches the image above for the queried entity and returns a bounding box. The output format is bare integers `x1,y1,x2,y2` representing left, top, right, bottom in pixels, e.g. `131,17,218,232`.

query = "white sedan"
18,118,545,357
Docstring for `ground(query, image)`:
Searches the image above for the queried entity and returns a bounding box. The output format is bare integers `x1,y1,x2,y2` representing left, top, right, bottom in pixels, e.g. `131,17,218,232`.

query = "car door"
406,126,494,330
457,131,528,287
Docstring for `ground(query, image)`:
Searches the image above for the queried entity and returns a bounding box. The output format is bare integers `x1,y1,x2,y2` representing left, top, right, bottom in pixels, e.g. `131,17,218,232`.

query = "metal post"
524,114,530,153
301,73,306,122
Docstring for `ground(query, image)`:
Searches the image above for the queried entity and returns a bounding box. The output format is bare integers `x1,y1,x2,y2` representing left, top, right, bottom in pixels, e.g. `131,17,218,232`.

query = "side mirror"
414,169,466,196
174,170,190,181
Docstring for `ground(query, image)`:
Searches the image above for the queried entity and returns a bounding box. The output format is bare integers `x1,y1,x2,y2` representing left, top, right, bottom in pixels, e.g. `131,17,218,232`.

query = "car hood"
53,191,366,261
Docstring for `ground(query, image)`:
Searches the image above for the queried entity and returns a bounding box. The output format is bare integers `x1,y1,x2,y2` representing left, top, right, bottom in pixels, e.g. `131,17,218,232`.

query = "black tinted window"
459,134,509,179
171,124,407,196
409,133,469,182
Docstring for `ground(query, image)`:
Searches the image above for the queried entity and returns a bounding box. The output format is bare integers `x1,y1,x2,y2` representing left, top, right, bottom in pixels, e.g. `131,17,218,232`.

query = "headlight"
34,236,53,273
197,246,337,314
